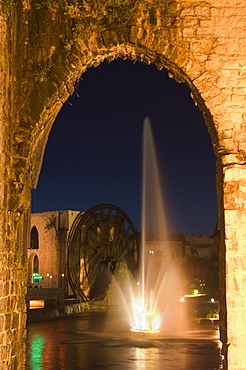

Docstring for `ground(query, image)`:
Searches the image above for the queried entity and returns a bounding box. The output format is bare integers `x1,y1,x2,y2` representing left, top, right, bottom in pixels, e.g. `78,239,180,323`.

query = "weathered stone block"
226,273,240,292
224,210,239,226
227,329,246,369
0,315,4,332
227,309,246,333
129,26,143,43
224,167,246,182
194,5,210,18
101,30,119,47
227,292,246,309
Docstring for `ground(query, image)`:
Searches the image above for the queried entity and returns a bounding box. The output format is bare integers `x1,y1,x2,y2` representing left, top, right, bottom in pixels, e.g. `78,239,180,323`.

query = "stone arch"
28,45,227,364
33,255,39,274
2,1,246,369
29,48,220,191
8,2,223,192
27,253,39,285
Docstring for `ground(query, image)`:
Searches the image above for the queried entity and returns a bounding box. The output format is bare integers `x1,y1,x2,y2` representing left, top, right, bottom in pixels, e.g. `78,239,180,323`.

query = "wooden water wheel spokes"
67,204,139,300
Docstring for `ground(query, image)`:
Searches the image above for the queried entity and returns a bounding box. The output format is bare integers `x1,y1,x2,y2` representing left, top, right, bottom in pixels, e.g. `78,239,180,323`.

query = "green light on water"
29,333,45,370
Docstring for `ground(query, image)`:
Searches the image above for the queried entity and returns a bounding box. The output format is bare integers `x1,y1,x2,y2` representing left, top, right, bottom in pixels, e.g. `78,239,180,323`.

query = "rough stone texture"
1,0,246,368
28,210,79,294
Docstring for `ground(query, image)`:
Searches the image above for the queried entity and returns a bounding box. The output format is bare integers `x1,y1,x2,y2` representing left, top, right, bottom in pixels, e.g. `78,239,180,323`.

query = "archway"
2,2,246,369
32,59,217,237
28,255,40,284
29,50,225,362
30,226,39,250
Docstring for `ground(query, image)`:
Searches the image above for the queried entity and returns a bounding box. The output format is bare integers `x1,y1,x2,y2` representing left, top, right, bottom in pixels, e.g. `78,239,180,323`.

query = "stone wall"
28,210,79,292
1,0,246,368
186,234,219,259
29,211,60,288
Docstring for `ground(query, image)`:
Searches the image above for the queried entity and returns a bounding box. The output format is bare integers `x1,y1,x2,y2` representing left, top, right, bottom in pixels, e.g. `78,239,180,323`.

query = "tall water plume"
139,117,186,334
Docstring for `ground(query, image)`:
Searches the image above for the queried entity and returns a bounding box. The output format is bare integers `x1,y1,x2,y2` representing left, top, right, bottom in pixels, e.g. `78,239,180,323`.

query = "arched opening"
31,58,219,331
33,255,39,275
32,59,217,237
27,254,40,285
30,226,39,250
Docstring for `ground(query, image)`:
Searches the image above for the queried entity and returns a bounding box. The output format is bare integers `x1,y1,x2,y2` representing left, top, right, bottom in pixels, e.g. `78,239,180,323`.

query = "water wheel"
67,204,139,300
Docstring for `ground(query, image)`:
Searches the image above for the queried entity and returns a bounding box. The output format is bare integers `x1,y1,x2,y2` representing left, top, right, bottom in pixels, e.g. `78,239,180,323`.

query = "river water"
26,312,221,370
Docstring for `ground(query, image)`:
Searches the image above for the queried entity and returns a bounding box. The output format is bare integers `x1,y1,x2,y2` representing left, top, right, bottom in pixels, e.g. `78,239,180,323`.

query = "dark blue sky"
31,59,217,236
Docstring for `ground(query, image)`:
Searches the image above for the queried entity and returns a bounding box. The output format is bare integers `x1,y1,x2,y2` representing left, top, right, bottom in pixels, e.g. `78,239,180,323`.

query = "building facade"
28,211,219,300
28,210,80,296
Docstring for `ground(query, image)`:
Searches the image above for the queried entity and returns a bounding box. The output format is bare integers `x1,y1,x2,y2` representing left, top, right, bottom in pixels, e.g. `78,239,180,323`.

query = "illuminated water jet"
129,117,186,335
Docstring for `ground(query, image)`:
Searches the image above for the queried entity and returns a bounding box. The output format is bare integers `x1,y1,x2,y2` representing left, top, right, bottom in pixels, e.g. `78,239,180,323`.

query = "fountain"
49,118,220,368
128,117,186,335
66,117,187,337
26,118,220,369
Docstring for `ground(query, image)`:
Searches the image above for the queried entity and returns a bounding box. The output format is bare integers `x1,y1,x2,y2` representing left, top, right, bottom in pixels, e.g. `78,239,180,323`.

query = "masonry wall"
29,211,60,287
1,1,246,368
28,210,79,290
186,234,219,259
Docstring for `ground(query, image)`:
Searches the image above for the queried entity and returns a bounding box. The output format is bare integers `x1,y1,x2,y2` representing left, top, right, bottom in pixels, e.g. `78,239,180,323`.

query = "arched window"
30,226,39,249
33,255,39,274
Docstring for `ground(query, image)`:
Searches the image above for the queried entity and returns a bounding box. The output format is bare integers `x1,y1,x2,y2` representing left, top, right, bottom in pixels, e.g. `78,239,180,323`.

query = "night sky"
31,59,217,236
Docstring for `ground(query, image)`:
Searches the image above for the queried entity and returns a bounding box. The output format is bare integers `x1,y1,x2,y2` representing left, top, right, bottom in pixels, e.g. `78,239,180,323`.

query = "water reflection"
29,333,45,370
26,313,221,370
134,347,160,370
58,344,66,370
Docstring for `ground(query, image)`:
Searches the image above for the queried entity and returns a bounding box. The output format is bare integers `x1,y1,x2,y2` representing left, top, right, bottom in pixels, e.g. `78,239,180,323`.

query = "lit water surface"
26,312,221,370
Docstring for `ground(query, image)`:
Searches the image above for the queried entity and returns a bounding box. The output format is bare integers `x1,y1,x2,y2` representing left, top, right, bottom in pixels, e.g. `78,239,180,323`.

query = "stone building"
28,210,218,298
145,240,185,260
185,234,219,260
2,1,246,368
28,210,80,295
28,207,139,301
184,234,219,296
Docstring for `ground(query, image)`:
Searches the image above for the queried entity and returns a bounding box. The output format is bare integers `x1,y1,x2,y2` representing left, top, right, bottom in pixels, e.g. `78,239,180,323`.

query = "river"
26,312,221,370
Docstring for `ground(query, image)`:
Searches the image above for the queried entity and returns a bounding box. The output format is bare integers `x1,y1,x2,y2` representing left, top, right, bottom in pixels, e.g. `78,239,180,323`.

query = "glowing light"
184,293,206,298
33,273,43,281
130,302,160,334
130,327,160,334
29,300,45,309
130,311,160,334
127,119,187,336
133,303,145,313
61,273,65,277
211,298,215,302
